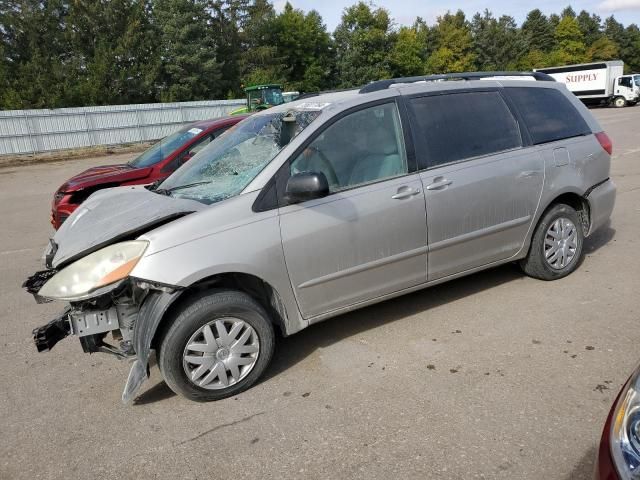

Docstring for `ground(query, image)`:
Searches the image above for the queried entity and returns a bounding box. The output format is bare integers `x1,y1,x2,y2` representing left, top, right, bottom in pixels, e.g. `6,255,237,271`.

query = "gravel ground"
0,107,638,479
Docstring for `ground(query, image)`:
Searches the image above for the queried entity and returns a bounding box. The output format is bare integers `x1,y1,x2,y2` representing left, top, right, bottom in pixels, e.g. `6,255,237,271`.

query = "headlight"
38,241,148,301
611,367,640,479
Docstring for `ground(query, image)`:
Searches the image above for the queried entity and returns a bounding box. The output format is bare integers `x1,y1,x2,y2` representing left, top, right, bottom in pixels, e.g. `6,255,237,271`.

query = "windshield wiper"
155,181,212,195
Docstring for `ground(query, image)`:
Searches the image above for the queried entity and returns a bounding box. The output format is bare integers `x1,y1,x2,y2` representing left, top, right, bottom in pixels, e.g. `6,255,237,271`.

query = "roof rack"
359,71,555,94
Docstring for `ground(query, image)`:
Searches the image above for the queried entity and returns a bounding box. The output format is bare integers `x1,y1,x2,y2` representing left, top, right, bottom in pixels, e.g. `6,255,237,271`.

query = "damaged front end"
23,187,205,403
24,267,181,403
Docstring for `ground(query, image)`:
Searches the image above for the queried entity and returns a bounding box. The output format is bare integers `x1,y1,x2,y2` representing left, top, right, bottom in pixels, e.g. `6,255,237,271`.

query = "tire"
520,203,584,281
614,96,627,108
158,290,275,402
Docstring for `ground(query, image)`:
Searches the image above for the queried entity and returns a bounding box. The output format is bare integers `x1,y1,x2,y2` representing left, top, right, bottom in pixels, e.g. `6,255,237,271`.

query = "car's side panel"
132,191,307,336
278,174,428,319
420,148,544,280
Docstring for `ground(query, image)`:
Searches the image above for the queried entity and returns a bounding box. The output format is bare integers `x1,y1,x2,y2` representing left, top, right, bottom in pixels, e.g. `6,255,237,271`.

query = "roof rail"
359,71,555,94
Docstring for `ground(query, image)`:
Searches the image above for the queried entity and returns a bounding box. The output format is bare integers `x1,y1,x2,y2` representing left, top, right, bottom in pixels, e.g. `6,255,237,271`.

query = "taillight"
595,131,613,155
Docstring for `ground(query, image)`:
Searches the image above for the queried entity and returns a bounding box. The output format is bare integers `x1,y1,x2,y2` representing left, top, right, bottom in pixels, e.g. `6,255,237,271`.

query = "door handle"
425,178,452,190
391,187,421,200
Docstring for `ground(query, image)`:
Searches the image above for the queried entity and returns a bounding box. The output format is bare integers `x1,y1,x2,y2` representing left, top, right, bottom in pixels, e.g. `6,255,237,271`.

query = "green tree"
0,0,71,108
576,10,602,46
515,49,551,70
153,0,223,102
471,10,526,70
66,0,159,106
621,25,640,72
238,0,286,86
426,11,475,73
587,36,618,61
208,1,244,98
333,2,393,87
522,9,555,53
270,3,333,92
388,26,424,77
550,14,587,64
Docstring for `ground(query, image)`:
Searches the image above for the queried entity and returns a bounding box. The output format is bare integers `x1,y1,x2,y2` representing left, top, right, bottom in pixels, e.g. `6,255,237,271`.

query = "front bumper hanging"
32,309,71,352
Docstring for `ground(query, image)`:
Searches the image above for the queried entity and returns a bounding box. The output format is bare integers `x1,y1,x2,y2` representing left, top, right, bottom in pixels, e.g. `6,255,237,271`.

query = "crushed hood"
46,186,206,268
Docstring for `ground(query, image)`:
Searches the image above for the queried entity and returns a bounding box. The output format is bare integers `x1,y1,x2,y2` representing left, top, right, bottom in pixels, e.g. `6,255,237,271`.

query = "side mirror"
285,171,329,204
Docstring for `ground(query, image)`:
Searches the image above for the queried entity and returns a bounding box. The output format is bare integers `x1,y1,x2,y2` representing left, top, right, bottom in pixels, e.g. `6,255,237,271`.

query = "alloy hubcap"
182,318,259,390
544,217,578,269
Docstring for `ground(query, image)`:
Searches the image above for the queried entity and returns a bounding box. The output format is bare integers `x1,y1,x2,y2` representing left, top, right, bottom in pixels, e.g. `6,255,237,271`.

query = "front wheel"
520,204,584,280
158,290,275,402
613,96,627,108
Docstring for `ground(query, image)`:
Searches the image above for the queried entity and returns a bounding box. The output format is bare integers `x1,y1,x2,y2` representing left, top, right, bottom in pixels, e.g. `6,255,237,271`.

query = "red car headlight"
611,366,640,479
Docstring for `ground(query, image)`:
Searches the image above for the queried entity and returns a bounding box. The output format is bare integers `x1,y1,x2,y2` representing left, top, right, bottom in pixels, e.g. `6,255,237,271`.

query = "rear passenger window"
409,91,521,168
506,87,590,145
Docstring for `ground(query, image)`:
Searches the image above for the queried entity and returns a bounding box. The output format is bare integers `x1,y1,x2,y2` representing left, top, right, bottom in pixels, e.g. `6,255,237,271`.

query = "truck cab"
613,74,639,107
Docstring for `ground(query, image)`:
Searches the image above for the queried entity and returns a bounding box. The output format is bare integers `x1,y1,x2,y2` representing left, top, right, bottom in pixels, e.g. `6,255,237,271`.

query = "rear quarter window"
506,87,591,145
408,91,522,168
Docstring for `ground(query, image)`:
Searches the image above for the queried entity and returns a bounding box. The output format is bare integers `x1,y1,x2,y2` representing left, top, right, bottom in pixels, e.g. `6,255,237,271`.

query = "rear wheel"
158,290,275,402
613,96,627,108
520,204,584,280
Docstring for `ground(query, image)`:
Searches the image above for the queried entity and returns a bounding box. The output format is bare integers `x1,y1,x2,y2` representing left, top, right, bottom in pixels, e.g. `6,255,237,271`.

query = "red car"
51,115,246,229
596,362,640,479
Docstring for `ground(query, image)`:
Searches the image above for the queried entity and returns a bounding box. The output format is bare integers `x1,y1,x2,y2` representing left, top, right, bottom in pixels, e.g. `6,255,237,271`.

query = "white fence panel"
0,99,244,155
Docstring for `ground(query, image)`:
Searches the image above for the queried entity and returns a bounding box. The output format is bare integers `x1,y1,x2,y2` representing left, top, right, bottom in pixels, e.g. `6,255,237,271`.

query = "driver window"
619,77,632,88
290,102,408,192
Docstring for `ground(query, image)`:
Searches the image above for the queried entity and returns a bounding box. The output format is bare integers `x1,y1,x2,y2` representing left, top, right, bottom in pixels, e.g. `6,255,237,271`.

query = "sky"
273,0,640,30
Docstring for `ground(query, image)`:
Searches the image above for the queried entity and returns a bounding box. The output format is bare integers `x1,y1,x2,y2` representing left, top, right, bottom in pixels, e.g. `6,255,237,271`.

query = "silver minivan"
25,72,617,402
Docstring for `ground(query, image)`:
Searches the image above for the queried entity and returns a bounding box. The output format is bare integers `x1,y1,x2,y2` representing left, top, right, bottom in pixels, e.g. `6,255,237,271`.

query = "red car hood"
59,164,153,192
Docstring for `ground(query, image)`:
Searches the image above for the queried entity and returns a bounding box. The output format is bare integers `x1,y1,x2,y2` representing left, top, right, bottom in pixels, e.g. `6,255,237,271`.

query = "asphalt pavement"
0,107,638,479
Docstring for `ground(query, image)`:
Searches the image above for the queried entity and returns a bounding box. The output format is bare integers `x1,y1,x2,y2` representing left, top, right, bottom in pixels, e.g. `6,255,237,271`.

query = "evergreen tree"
522,9,554,53
153,0,223,102
238,0,288,86
471,10,526,70
0,0,70,108
66,0,159,106
622,25,640,72
576,10,603,46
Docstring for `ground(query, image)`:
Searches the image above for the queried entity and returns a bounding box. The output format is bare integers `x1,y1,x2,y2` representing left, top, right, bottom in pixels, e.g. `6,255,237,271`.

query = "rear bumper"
587,178,617,236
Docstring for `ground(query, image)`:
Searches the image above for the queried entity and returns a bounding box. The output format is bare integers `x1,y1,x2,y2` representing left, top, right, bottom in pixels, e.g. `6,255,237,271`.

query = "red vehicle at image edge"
51,115,246,229
596,363,640,479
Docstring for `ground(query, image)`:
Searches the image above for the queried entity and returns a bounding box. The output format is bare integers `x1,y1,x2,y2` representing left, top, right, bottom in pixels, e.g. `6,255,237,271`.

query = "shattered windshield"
158,110,320,204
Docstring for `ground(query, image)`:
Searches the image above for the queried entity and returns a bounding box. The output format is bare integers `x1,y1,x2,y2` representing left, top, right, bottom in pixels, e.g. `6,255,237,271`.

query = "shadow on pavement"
263,263,524,382
134,380,176,405
584,223,616,255
564,446,596,480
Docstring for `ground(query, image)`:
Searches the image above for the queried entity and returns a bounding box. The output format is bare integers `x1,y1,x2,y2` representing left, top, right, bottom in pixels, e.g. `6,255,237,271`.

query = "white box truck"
536,60,639,107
